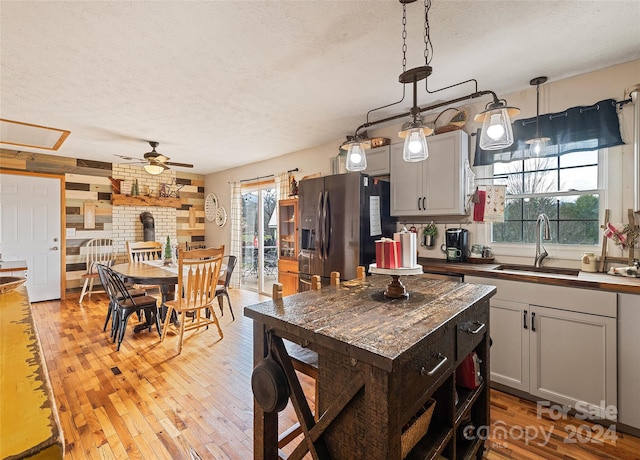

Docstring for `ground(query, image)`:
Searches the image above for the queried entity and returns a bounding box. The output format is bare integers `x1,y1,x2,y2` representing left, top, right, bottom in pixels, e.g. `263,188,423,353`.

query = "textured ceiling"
1,1,639,175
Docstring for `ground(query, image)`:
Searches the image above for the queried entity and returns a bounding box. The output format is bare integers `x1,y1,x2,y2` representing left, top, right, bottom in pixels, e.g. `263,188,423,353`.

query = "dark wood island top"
245,274,496,460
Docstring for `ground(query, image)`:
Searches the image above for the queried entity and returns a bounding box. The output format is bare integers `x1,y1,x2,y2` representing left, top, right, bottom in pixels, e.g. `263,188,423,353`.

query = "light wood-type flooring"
31,290,640,459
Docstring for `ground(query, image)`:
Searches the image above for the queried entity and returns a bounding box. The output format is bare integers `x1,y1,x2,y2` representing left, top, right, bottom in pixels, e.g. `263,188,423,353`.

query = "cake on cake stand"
369,264,424,298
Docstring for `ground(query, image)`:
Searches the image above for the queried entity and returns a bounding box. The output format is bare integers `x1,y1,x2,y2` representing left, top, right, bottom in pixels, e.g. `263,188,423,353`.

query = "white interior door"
0,173,61,301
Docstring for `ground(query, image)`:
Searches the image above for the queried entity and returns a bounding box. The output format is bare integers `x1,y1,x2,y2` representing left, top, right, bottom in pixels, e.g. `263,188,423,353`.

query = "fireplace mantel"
111,194,181,208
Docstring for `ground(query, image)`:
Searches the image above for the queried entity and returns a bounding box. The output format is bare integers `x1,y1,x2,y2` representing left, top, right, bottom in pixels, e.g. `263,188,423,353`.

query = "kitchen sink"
493,264,580,277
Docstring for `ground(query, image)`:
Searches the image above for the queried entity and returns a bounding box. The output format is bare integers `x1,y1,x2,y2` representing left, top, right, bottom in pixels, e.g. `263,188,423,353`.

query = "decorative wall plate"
215,206,228,227
205,193,219,222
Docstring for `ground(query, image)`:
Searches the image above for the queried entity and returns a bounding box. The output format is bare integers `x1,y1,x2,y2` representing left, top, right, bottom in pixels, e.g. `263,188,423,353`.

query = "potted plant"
423,222,438,247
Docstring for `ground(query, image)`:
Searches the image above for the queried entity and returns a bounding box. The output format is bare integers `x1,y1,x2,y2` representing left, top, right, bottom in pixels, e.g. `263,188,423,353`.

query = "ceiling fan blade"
115,154,145,161
165,161,194,168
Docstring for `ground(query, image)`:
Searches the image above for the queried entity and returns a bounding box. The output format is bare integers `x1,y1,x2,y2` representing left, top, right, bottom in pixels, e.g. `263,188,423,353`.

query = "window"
491,150,601,245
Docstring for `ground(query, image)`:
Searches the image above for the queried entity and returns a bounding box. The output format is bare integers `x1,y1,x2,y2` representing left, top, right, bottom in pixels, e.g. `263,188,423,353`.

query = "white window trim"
483,149,608,264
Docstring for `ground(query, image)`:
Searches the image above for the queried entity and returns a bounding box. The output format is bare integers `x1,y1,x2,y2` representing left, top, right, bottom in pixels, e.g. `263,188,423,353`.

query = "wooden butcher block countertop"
245,274,496,372
418,258,640,295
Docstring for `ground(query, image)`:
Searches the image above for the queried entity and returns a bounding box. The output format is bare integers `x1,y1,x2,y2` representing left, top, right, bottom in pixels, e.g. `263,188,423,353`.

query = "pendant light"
474,100,520,150
344,0,518,165
396,0,433,163
345,139,368,171
525,76,550,157
398,67,434,162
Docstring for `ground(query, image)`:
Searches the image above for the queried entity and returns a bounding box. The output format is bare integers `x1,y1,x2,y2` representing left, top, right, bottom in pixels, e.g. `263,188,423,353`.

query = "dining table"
110,260,226,332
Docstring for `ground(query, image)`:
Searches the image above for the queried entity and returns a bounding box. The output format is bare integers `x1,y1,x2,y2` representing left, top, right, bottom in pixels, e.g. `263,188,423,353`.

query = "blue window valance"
473,98,624,166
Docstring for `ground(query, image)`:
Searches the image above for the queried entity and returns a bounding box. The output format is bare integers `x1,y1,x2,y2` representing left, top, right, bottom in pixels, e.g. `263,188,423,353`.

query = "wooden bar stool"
271,268,364,457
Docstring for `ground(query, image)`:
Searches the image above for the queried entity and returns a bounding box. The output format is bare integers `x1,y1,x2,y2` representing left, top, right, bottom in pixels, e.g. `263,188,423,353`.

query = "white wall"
206,59,640,268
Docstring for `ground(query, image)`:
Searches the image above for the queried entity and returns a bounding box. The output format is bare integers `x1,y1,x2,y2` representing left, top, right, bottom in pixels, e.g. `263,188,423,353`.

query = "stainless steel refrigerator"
297,172,395,290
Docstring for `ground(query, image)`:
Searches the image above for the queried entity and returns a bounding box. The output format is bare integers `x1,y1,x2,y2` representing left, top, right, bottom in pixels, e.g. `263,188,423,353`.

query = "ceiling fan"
116,141,194,174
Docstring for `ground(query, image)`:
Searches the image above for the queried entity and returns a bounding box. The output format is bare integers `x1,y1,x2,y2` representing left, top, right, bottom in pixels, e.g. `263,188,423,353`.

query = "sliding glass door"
241,184,277,294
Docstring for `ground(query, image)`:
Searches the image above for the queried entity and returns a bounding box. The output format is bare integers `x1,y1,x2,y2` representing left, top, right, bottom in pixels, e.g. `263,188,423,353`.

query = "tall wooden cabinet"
277,198,299,296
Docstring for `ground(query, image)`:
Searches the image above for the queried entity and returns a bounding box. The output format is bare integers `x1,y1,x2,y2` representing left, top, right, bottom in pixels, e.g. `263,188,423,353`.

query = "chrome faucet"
534,213,551,268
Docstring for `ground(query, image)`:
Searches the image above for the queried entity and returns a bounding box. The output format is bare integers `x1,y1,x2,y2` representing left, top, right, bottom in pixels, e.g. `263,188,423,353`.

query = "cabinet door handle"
422,197,426,210
417,196,422,211
467,321,485,334
523,310,528,329
421,353,448,376
531,312,536,332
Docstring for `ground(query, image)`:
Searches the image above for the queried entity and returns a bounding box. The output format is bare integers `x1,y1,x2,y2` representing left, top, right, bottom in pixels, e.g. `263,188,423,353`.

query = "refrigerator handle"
324,191,331,257
317,191,324,259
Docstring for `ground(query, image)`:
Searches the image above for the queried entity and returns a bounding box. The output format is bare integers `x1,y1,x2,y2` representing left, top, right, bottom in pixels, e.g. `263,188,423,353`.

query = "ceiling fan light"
144,163,165,175
345,141,367,171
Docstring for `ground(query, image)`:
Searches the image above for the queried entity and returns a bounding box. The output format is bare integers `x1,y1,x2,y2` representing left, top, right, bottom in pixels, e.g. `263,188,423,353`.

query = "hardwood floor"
31,290,640,459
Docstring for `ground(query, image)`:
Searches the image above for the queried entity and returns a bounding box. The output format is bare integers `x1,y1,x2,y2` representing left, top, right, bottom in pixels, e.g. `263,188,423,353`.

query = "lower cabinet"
277,259,298,296
466,276,617,420
618,293,640,429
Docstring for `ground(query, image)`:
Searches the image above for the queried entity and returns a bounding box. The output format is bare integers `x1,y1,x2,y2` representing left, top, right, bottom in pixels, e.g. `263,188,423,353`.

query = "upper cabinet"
390,130,470,216
362,145,390,176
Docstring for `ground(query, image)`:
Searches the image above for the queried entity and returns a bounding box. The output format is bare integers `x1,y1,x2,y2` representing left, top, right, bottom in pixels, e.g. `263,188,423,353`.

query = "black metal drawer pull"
524,310,528,329
421,353,448,376
531,312,536,331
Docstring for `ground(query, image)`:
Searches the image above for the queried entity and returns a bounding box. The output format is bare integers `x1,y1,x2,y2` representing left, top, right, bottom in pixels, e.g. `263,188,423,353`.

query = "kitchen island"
245,274,495,460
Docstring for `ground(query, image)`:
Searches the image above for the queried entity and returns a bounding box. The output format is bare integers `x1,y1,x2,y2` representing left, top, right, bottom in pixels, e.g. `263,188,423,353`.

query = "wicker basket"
0,276,27,294
401,398,436,458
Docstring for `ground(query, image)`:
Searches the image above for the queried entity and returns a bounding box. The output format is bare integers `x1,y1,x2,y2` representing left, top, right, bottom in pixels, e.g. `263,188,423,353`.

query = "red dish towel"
473,190,486,222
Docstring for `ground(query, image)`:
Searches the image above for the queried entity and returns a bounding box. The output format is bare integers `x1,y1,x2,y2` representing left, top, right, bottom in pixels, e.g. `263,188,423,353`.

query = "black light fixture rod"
354,90,497,137
426,77,479,95
530,76,547,138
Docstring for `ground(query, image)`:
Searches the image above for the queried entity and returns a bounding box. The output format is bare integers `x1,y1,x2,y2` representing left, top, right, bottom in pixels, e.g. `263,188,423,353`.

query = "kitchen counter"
0,259,28,272
0,286,64,459
418,258,640,295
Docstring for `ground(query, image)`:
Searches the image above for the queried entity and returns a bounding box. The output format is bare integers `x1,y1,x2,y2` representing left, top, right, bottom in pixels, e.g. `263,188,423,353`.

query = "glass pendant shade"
345,142,367,171
525,136,550,157
478,107,514,150
144,164,165,175
402,127,429,162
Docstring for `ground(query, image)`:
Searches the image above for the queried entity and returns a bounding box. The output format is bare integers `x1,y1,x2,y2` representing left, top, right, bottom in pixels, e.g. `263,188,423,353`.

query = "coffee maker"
445,228,469,263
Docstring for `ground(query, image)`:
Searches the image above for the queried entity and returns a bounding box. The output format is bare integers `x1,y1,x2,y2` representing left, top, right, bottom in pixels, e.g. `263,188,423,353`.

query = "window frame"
483,149,607,258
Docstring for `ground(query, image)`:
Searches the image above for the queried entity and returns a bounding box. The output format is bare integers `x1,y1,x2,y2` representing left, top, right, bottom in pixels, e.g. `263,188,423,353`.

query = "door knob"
51,246,59,251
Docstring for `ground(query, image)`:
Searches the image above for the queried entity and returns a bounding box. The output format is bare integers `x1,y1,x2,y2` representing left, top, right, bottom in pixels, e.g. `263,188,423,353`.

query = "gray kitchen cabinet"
364,145,390,176
488,299,529,392
466,276,617,420
618,293,640,430
390,130,469,217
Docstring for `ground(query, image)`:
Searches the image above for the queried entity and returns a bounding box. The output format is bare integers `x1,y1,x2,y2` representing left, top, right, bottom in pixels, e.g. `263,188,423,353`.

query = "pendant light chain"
402,3,407,73
423,0,433,66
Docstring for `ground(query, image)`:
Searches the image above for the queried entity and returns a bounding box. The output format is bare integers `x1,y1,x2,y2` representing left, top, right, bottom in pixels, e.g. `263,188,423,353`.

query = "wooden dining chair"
126,241,163,262
126,241,163,294
160,246,225,354
79,238,116,304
